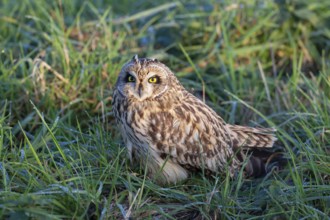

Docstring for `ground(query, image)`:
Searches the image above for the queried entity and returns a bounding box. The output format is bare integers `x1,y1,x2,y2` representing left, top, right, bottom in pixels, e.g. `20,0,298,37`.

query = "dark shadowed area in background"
0,0,329,219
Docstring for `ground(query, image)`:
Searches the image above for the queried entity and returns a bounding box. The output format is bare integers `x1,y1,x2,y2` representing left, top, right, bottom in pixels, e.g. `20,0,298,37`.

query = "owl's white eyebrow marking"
126,71,137,78
147,74,159,79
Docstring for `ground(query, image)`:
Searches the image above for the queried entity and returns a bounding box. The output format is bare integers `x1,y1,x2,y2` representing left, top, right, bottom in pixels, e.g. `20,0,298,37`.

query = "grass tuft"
1,0,329,218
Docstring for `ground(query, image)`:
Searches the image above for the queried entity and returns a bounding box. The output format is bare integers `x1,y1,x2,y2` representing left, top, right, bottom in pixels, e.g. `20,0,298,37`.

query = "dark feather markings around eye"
126,73,135,82
148,75,161,84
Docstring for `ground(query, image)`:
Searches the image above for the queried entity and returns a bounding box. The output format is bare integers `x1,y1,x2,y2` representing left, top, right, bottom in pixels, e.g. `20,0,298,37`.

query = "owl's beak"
137,84,143,97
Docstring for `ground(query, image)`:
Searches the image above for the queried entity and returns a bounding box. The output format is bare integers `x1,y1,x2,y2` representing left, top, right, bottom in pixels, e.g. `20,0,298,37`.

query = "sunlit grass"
0,0,329,219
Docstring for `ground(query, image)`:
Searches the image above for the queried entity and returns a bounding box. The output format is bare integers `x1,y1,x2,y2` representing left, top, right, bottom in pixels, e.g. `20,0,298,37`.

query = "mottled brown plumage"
112,55,277,184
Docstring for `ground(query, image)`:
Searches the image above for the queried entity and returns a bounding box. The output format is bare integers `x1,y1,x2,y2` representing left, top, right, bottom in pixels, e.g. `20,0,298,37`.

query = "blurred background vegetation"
0,0,329,219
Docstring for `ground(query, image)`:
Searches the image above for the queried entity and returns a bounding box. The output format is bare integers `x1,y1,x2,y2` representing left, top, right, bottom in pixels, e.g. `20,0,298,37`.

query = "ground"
0,0,329,219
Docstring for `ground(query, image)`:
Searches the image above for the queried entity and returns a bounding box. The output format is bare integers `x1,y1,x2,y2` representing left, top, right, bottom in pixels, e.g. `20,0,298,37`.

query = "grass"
0,0,330,219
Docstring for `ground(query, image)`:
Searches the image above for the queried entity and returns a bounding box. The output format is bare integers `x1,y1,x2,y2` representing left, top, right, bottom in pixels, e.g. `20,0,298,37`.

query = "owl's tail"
226,124,277,149
226,124,284,177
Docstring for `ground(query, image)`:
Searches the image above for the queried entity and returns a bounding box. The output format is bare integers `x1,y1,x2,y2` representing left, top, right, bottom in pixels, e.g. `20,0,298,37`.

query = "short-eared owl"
112,55,277,184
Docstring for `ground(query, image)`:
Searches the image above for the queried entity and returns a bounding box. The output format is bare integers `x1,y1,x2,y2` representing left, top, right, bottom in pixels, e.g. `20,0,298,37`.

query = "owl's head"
115,55,174,101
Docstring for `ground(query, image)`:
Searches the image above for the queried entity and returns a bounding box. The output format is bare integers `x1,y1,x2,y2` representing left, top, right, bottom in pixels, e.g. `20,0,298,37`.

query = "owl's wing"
148,93,238,172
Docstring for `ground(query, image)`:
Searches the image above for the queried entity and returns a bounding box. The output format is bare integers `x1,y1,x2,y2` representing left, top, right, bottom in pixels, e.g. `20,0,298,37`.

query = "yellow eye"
148,76,159,83
127,75,135,82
